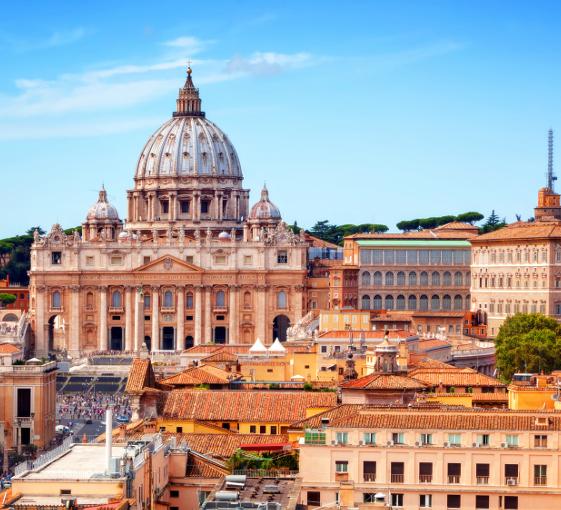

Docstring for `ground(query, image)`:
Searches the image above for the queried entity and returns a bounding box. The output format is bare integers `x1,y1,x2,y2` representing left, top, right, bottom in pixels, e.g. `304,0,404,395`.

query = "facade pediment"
134,255,204,273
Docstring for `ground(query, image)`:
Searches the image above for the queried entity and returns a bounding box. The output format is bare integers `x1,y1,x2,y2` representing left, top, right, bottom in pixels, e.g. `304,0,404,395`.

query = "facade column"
134,287,144,352
176,286,185,351
217,191,223,222
170,193,177,221
294,284,304,322
125,286,133,352
256,285,266,342
35,285,47,357
151,287,159,352
228,286,238,343
204,286,212,343
69,286,80,357
99,286,108,351
194,285,203,345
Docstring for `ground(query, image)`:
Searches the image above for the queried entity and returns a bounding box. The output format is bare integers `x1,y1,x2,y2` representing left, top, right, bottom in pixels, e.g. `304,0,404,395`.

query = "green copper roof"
356,239,471,247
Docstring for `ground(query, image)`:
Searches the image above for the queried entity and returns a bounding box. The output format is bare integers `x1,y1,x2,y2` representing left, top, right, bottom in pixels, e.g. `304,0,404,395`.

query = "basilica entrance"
144,336,151,351
213,327,227,344
110,327,123,351
185,335,194,349
48,314,63,352
273,315,290,342
162,327,175,350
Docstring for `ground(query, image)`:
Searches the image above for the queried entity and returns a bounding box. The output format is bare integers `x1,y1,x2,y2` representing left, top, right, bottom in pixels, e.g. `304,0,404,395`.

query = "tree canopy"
495,313,561,382
0,293,16,305
396,211,484,232
308,220,388,245
479,210,507,234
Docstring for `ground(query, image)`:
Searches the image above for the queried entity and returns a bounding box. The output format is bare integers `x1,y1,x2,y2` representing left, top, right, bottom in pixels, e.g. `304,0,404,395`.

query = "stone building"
28,67,309,358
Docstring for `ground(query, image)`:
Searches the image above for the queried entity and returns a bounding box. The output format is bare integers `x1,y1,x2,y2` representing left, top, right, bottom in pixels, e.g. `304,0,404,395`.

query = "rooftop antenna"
547,129,557,190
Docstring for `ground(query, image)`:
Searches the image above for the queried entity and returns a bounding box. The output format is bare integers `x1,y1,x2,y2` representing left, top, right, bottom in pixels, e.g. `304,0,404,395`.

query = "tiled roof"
182,433,291,458
185,451,229,478
409,369,505,388
201,350,239,363
325,406,561,431
346,225,477,240
409,358,456,369
290,404,365,429
304,233,340,249
472,221,561,242
162,390,337,422
425,392,508,401
125,358,155,393
160,365,239,386
415,339,452,351
0,343,21,354
341,373,427,390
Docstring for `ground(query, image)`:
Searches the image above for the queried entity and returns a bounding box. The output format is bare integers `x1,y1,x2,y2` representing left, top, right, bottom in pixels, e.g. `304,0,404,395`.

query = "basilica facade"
29,68,309,358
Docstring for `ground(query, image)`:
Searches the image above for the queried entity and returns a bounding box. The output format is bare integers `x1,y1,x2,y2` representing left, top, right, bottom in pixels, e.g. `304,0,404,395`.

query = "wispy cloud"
162,35,209,55
0,27,90,52
44,27,89,48
225,51,314,76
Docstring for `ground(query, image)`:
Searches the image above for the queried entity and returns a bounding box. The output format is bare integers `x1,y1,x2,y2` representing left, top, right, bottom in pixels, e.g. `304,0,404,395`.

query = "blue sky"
2,0,561,237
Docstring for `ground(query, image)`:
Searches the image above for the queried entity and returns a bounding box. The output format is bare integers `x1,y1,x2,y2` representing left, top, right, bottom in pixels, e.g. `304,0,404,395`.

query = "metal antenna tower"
548,129,557,190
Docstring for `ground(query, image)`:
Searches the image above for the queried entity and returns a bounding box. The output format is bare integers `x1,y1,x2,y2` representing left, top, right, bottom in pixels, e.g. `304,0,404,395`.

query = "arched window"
396,295,405,310
408,295,417,310
443,271,452,286
186,292,194,309
431,294,440,310
243,291,252,309
384,295,394,310
431,272,440,286
361,295,371,310
163,290,173,308
86,292,94,308
385,272,394,286
216,290,226,307
111,290,122,308
419,295,428,311
277,290,287,309
361,271,371,286
52,291,61,309
396,271,405,286
409,271,417,286
373,271,382,286
420,272,429,286
454,271,463,286
373,295,382,309
442,294,452,310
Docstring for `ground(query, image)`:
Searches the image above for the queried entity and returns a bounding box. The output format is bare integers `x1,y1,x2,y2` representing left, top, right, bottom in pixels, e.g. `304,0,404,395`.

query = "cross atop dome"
174,64,205,117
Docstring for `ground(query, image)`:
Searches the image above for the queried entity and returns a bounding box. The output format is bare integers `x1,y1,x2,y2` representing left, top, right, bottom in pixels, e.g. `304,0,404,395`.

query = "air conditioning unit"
501,442,507,448
387,440,392,446
507,478,517,486
358,440,364,446
415,441,420,447
443,442,449,447
472,442,478,448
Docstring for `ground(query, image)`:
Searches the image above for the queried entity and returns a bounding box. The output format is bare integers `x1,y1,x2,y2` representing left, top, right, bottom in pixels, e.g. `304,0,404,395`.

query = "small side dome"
86,186,120,221
249,184,281,221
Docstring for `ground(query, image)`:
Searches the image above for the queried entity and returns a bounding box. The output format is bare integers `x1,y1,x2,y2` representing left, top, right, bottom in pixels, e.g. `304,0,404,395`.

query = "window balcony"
419,474,432,483
505,477,518,486
390,474,404,483
534,476,547,486
447,475,460,484
109,307,124,313
363,473,376,482
476,476,489,485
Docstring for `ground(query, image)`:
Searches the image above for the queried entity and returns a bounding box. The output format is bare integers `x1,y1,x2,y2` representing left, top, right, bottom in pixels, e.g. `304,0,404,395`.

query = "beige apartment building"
297,405,561,510
471,186,561,336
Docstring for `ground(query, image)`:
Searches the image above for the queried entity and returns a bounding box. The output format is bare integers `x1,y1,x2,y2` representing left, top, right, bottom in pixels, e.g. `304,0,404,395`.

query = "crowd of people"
57,393,132,422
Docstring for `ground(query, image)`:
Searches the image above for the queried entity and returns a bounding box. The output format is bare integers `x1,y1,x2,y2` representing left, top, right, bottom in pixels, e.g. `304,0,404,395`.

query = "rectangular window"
419,250,430,264
215,255,227,264
170,490,179,498
447,495,461,509
392,432,404,444
420,433,432,445
60,490,72,495
447,463,461,483
390,462,404,483
110,255,123,265
17,388,31,417
304,430,325,445
176,426,182,433
477,433,490,446
363,461,376,482
143,255,151,265
406,249,418,265
336,432,348,444
476,463,490,484
504,496,518,510
534,464,547,485
383,249,395,265
51,251,62,264
448,433,461,446
395,250,406,264
372,250,383,264
360,249,371,264
243,255,253,265
185,255,194,264
430,250,441,264
20,427,31,445
161,200,169,214
86,256,94,266
419,494,432,508
270,426,277,435
143,294,150,309
277,250,288,264
180,200,189,214
390,494,403,507
475,495,489,509
534,434,548,448
335,461,348,473
506,434,519,447
249,425,256,433
419,462,433,483
307,492,321,506
259,425,266,434
363,493,376,503
201,199,210,214
363,432,376,445
505,464,519,484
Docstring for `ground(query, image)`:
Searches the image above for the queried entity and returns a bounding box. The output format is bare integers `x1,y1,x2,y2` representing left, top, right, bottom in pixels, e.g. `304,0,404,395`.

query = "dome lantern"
173,66,205,118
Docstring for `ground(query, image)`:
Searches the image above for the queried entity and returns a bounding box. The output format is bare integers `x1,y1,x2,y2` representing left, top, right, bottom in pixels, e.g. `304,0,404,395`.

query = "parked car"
116,415,130,424
55,425,70,434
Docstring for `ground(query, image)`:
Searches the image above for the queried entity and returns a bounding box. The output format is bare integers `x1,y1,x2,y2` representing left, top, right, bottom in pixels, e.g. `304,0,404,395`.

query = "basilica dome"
86,187,120,221
249,185,281,221
135,67,242,180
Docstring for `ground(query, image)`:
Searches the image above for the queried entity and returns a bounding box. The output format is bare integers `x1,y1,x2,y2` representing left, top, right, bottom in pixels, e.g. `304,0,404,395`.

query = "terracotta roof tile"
318,330,413,339
290,404,365,429
162,390,337,422
160,365,240,386
472,220,561,242
201,350,239,363
341,373,427,390
185,451,229,478
0,343,20,354
409,370,505,388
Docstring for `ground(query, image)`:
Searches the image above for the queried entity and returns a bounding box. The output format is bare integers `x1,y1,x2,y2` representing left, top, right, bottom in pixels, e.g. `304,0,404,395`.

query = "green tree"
480,210,506,234
495,313,561,381
456,211,484,224
0,293,16,306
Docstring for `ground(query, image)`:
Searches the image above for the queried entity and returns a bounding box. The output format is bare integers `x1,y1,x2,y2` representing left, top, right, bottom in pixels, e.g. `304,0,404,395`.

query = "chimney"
105,408,113,474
